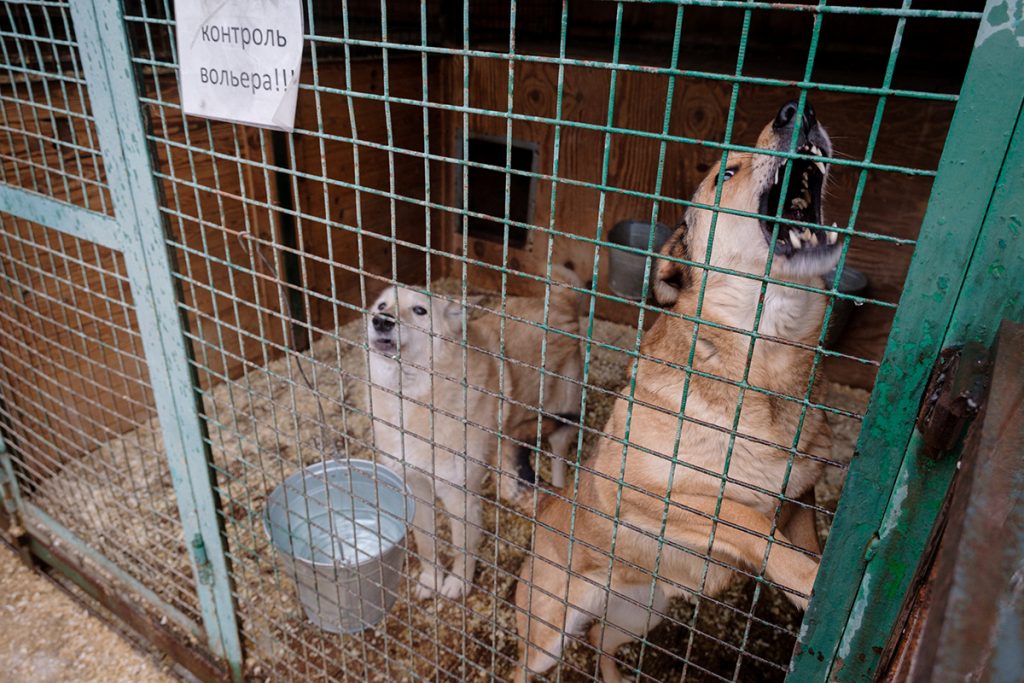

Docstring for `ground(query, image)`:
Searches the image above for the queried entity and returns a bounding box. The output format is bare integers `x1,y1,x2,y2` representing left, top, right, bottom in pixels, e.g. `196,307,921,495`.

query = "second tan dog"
514,101,839,681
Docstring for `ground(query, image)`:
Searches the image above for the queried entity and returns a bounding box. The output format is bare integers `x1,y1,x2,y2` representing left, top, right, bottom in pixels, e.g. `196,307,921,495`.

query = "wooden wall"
0,216,152,481
290,56,444,334
144,80,287,387
0,75,289,469
0,46,959,472
0,82,146,477
431,56,955,388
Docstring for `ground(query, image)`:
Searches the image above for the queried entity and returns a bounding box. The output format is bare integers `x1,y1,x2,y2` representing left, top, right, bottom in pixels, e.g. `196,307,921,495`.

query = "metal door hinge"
916,342,992,459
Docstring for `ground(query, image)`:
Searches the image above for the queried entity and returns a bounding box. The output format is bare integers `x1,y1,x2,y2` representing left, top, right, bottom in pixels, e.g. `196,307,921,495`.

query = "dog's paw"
439,573,468,600
415,569,441,600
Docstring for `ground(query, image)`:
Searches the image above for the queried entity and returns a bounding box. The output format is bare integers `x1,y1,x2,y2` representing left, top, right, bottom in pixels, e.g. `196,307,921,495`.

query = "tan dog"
514,101,838,681
482,268,585,501
367,269,582,600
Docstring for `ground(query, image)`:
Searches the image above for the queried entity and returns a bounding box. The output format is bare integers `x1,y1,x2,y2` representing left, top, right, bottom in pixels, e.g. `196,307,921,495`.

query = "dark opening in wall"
459,134,537,248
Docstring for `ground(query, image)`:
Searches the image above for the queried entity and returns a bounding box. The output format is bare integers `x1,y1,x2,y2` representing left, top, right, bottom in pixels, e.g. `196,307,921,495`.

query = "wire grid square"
117,0,980,680
0,0,111,214
0,214,202,629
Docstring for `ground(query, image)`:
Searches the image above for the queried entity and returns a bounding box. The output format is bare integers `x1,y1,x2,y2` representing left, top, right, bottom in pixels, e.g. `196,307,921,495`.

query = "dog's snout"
372,314,395,333
773,100,817,132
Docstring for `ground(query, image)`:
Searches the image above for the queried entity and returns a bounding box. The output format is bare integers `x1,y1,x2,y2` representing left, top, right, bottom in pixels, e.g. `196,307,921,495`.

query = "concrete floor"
0,544,176,683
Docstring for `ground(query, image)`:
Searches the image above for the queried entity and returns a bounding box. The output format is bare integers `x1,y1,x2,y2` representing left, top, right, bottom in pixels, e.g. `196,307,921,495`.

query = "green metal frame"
0,0,1021,681
791,3,1024,679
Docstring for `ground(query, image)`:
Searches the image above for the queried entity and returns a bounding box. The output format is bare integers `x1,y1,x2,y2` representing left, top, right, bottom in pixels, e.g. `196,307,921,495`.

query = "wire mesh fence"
0,0,111,214
0,0,995,681
0,214,202,633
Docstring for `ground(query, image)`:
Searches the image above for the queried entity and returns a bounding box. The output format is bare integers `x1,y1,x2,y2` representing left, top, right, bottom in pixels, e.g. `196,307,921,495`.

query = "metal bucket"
607,220,674,300
263,459,414,633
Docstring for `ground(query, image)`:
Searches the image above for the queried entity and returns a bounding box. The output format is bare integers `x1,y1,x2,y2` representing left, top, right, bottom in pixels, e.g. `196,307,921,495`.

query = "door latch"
915,342,991,459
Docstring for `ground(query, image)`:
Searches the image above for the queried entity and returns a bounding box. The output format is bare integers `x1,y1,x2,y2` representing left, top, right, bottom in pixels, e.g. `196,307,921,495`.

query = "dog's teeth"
809,232,819,246
789,232,802,249
827,230,838,244
814,161,827,175
811,144,821,156
791,197,808,210
801,228,813,240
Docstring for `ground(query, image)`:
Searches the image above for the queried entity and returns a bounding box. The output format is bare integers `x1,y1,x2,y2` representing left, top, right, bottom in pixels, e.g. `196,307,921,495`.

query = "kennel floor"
30,281,866,683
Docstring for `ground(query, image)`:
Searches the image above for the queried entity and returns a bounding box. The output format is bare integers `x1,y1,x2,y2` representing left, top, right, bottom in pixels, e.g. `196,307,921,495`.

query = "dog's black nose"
773,100,817,131
372,315,395,333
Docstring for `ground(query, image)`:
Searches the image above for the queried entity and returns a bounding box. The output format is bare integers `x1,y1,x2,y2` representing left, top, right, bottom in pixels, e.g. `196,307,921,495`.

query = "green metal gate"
0,1,1021,681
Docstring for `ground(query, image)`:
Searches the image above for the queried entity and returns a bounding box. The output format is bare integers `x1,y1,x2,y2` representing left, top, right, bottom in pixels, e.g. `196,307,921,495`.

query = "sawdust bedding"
35,279,868,682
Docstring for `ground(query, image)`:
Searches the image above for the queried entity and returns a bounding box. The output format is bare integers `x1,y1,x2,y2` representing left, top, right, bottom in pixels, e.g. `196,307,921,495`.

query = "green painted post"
824,104,1024,683
790,2,1024,680
0,184,120,250
0,428,22,519
68,1,244,678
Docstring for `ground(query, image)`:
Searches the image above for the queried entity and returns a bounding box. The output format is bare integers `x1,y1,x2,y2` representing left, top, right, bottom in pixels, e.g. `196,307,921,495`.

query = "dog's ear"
443,298,465,319
442,295,486,320
652,223,691,306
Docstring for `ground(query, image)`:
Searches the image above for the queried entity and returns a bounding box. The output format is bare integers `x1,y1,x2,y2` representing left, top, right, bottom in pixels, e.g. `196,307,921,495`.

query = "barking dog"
367,270,582,600
514,101,838,681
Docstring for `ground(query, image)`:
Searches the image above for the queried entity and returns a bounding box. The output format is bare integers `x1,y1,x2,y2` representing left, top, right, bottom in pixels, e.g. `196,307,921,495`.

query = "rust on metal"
915,341,992,459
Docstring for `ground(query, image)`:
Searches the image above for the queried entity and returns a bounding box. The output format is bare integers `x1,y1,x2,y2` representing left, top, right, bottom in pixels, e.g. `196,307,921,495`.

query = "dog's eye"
377,302,386,310
723,167,738,180
412,306,427,316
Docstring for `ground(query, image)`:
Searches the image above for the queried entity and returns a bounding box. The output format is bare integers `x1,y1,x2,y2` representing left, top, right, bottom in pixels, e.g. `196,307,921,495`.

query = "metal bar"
0,184,118,250
613,1,983,19
136,82,943,178
790,3,1024,679
143,125,918,246
123,21,968,103
67,0,243,677
20,500,204,640
24,530,227,683
0,422,23,517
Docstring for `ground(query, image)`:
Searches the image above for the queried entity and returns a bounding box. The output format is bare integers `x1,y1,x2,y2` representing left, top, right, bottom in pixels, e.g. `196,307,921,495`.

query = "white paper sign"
174,0,303,131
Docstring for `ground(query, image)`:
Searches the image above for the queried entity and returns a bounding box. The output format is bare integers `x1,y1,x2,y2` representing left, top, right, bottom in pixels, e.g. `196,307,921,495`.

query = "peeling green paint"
976,0,1024,47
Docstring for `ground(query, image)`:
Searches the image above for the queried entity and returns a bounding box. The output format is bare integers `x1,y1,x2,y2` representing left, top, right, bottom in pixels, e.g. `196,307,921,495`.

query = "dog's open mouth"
759,145,836,256
372,337,397,353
